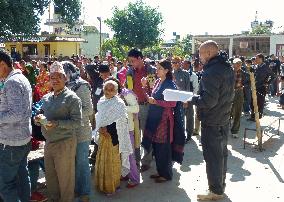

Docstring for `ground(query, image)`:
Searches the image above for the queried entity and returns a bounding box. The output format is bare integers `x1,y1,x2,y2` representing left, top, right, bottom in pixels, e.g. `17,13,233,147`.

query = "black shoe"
140,164,150,172
192,132,199,136
247,117,255,122
185,137,191,143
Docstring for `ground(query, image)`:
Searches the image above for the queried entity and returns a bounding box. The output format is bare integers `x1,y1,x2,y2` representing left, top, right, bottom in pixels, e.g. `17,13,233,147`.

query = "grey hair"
103,80,118,91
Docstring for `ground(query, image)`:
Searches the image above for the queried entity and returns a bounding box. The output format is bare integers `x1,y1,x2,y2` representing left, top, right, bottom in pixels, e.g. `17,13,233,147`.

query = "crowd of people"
0,40,284,202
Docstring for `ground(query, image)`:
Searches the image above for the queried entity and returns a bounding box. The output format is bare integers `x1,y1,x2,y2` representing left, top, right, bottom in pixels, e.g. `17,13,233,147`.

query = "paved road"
31,97,283,202
88,96,284,202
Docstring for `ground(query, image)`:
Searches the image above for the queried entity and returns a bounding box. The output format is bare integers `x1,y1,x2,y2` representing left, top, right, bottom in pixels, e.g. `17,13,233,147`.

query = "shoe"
192,132,199,136
79,195,90,202
150,174,160,179
126,182,139,189
30,191,48,202
197,191,224,201
247,117,255,122
244,112,250,117
140,164,150,172
232,133,239,138
155,176,168,183
185,136,191,143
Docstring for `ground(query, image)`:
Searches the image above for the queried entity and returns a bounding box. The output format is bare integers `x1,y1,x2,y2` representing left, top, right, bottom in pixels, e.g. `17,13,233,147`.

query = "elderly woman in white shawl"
94,80,133,195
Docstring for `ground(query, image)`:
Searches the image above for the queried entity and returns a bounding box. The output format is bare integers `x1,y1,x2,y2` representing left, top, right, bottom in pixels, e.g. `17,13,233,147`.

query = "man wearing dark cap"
88,64,112,171
92,64,111,115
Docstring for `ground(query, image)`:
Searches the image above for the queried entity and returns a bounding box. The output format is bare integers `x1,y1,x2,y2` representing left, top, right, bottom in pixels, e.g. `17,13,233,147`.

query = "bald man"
190,40,235,201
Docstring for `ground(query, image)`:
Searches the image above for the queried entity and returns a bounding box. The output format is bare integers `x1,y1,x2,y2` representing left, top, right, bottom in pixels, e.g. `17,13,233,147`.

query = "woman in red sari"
34,62,51,101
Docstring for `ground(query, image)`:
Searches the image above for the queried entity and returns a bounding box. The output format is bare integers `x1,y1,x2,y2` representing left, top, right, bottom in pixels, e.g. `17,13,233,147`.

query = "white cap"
50,61,66,76
233,58,242,64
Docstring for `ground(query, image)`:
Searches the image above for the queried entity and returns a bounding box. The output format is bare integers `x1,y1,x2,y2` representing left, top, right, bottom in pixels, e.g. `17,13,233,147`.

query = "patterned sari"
95,128,121,194
94,96,133,194
34,70,50,101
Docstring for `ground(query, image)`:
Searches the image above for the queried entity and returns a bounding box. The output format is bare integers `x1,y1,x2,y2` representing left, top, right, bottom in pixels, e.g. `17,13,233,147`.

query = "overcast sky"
41,0,284,39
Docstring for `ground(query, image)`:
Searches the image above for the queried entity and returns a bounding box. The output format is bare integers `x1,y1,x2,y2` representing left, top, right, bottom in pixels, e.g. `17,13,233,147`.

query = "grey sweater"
0,69,32,146
173,68,191,91
41,87,82,143
71,81,93,143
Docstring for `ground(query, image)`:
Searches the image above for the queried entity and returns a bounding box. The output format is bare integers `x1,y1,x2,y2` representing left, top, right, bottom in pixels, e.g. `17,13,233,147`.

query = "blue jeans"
28,159,45,192
269,78,277,96
75,141,91,196
0,141,31,202
243,86,252,113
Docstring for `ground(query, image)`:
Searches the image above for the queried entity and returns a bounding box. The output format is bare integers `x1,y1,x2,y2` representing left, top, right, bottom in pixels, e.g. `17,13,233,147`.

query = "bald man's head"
199,40,219,64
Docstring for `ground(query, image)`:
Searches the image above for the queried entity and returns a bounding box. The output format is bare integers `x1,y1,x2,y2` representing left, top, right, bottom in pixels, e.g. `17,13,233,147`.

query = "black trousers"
152,142,173,180
201,124,229,195
251,86,266,118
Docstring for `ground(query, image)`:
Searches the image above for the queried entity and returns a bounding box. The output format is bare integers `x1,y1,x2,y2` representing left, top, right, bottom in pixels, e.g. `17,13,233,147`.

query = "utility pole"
97,17,102,59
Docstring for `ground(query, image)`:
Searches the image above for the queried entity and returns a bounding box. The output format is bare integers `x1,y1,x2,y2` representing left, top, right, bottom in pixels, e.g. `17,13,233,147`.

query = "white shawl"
94,96,133,176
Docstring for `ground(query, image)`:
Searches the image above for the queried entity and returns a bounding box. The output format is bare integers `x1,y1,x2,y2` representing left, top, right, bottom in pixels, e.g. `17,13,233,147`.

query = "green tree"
101,38,129,60
167,41,184,57
143,41,163,59
250,25,272,35
182,34,193,56
160,35,193,58
105,0,163,49
0,0,81,40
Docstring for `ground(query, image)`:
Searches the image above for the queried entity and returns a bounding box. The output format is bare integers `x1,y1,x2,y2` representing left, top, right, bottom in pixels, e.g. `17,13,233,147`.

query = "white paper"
163,89,194,102
95,88,102,95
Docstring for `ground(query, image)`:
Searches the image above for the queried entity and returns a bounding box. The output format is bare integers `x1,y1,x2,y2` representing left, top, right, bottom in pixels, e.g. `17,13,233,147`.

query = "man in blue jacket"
191,41,235,201
0,51,32,202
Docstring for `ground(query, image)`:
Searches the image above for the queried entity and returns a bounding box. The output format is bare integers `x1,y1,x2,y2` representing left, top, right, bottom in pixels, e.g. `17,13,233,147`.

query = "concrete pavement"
90,96,284,202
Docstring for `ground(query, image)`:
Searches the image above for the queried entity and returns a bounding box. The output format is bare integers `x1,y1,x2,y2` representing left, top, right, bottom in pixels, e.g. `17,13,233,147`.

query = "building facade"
192,34,284,57
5,38,83,61
270,35,284,57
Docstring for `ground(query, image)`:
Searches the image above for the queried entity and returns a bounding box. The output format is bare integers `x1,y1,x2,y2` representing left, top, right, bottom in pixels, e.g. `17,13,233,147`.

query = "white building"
44,9,109,59
80,26,109,58
270,35,284,56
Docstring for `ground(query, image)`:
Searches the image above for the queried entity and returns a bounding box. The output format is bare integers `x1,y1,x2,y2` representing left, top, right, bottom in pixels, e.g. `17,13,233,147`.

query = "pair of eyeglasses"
171,62,178,64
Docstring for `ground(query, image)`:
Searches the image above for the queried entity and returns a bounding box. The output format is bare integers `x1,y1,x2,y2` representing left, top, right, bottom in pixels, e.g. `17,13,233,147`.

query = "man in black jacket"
191,40,235,201
248,53,275,121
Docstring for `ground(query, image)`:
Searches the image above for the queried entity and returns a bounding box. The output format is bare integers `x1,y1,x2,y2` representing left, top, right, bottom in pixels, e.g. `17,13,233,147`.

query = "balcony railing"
45,18,84,25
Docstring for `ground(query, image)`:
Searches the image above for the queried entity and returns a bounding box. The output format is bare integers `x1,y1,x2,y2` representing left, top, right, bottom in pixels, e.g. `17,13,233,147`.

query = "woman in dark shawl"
142,59,185,183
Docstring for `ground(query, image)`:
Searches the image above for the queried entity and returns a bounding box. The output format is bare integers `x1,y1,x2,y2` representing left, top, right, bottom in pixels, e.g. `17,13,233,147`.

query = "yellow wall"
4,41,81,59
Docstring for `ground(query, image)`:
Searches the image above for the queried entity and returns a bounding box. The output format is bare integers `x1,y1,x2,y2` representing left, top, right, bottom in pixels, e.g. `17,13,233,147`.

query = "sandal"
126,182,139,189
155,177,168,183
